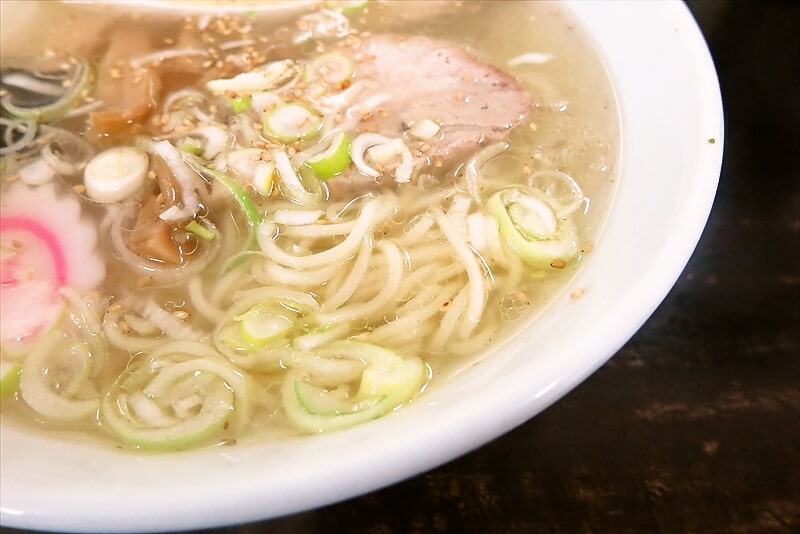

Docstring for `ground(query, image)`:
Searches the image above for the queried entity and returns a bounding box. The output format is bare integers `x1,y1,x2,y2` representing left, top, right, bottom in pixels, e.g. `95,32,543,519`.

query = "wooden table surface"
3,1,798,533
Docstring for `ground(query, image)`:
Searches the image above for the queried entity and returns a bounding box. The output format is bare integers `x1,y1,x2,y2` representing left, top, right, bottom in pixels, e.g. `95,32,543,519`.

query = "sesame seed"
570,288,586,299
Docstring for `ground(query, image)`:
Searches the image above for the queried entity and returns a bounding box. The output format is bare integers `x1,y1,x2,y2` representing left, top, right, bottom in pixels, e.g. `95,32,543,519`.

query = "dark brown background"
2,0,798,533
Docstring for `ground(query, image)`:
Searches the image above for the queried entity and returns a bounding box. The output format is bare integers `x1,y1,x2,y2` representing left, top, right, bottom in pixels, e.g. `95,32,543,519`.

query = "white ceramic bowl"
0,1,723,531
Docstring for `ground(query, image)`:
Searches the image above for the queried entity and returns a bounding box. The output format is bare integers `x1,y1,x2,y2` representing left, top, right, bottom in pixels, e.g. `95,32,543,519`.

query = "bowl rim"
0,1,723,532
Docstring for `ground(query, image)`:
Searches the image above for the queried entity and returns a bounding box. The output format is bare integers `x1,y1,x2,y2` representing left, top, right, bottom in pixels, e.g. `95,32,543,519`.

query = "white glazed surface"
0,1,723,532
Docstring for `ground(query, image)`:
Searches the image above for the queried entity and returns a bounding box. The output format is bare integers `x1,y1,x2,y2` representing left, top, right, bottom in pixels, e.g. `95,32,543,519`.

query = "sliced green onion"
236,304,296,347
292,322,350,351
100,343,251,450
304,131,351,180
184,219,215,240
185,155,263,228
230,95,252,113
304,53,354,86
1,55,91,123
179,126,229,160
213,288,319,371
181,141,203,155
39,126,93,177
487,185,580,269
281,340,427,433
527,170,585,218
263,103,322,143
122,312,160,336
19,332,100,421
0,117,37,158
0,361,22,402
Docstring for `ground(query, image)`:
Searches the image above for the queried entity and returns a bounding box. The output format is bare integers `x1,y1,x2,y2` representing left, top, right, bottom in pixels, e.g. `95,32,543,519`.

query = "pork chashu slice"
329,34,532,192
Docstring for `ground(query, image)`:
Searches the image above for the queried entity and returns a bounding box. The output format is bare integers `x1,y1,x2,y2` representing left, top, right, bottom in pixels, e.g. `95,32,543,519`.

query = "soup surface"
0,0,618,450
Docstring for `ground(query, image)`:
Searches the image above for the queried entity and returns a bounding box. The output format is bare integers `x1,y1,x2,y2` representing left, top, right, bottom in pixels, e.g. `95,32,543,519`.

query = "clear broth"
0,0,618,449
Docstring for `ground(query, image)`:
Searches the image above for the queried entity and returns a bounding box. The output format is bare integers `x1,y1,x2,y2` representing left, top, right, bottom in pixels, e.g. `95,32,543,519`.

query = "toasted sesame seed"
570,288,586,299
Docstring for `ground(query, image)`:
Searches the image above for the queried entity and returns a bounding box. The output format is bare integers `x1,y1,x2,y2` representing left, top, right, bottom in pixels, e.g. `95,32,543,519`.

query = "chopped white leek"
350,133,388,178
252,161,276,196
271,148,323,206
223,148,276,197
408,119,441,140
226,148,265,177
180,126,230,160
18,157,56,186
351,133,414,183
250,91,283,114
83,146,149,203
206,59,298,95
263,103,322,143
153,140,202,220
